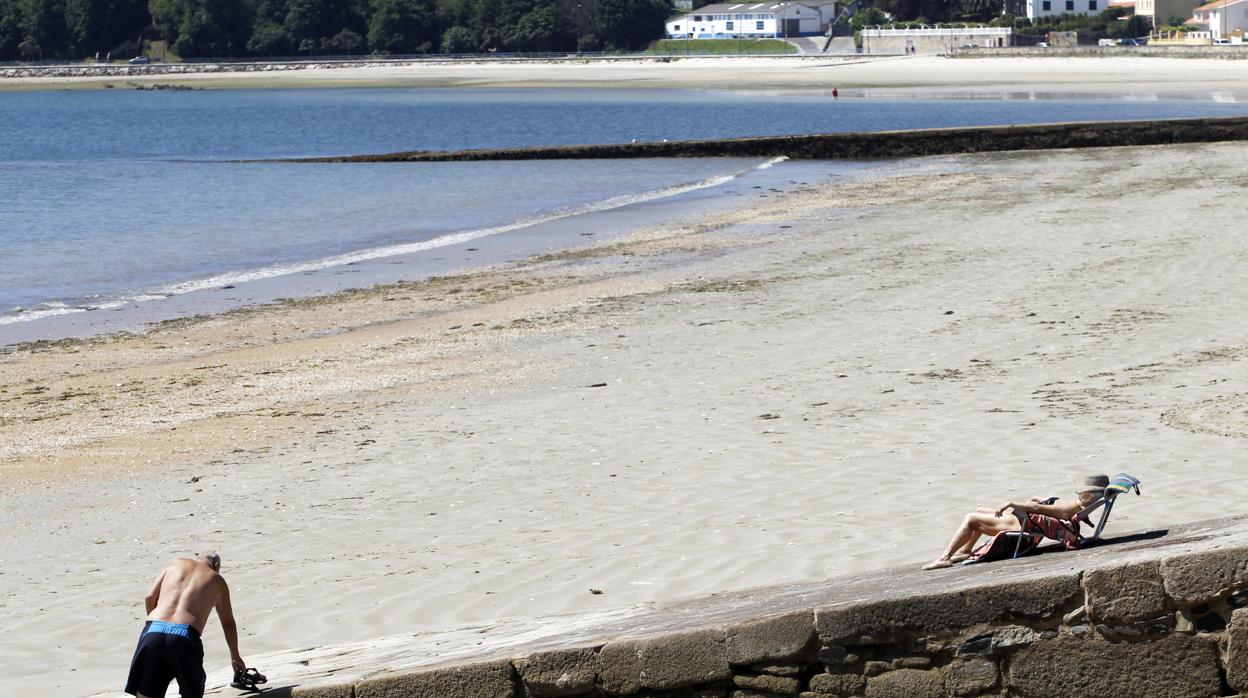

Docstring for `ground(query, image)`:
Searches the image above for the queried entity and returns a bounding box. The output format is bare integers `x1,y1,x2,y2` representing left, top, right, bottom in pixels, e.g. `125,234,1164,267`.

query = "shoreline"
0,158,843,348
6,142,1248,696
0,160,859,490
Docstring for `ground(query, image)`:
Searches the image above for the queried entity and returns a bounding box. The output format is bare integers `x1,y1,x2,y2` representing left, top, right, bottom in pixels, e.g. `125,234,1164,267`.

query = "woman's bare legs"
923,512,1021,570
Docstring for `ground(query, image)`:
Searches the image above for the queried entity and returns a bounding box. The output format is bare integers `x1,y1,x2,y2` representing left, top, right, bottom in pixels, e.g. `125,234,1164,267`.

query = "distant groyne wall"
278,116,1248,164
281,516,1248,697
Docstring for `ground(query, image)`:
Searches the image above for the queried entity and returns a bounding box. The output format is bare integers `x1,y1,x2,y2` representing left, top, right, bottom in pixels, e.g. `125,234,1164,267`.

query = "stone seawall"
961,46,1248,58
277,116,1248,163
258,515,1248,698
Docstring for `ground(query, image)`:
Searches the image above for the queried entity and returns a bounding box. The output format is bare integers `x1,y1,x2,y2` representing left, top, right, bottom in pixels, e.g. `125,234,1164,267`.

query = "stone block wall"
284,535,1248,698
861,34,1010,55
962,46,1248,58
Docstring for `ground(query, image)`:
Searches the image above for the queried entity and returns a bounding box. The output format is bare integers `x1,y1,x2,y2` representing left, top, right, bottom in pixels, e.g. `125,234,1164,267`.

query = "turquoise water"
3,87,1247,336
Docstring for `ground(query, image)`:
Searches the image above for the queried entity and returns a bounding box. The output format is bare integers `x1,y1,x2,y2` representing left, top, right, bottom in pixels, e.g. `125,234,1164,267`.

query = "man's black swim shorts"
124,621,206,698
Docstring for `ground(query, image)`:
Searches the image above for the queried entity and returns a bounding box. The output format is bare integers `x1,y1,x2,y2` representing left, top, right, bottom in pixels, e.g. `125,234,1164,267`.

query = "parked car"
1036,41,1048,47
1098,38,1117,47
1118,37,1147,45
129,56,150,64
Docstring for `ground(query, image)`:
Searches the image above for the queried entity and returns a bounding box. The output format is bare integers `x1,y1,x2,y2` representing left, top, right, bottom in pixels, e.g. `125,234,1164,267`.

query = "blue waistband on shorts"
144,621,196,638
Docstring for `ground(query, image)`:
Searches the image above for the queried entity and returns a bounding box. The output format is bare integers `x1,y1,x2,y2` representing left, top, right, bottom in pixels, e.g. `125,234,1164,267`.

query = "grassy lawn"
645,38,798,55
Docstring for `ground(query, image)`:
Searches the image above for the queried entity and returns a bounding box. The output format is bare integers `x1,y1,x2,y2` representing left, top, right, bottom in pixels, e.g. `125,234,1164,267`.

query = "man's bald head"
197,551,221,571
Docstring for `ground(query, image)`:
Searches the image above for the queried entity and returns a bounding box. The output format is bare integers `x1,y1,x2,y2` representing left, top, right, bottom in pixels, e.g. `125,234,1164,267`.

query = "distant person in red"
125,552,246,698
832,87,839,100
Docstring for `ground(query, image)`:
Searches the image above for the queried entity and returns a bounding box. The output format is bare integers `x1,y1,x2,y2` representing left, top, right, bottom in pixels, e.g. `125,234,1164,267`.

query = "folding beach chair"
1075,473,1142,545
963,473,1142,564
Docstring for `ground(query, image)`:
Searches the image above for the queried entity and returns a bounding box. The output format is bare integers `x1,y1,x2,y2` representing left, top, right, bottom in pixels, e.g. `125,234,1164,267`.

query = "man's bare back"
146,557,229,633
125,551,245,698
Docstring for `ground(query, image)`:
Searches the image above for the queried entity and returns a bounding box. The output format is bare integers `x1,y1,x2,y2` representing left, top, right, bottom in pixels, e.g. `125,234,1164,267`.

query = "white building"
1132,0,1202,27
665,2,832,38
1189,0,1248,39
1003,0,1106,19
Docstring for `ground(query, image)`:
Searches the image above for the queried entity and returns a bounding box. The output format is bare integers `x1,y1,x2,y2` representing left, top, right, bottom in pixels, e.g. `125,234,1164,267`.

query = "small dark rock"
817,645,847,665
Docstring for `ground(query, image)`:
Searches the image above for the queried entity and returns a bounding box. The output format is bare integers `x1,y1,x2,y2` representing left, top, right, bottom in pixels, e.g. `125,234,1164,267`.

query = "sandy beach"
4,127,1248,695
7,55,1248,98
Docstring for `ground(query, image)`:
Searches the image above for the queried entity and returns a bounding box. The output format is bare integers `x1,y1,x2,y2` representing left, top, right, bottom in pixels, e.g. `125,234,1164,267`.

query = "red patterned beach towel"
966,512,1080,564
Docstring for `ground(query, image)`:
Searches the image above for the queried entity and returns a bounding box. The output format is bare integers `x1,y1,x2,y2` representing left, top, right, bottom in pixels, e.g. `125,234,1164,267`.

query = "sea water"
3,87,1248,342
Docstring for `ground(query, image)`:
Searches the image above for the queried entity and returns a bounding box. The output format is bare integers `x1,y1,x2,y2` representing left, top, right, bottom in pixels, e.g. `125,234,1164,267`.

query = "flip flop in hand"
231,667,268,691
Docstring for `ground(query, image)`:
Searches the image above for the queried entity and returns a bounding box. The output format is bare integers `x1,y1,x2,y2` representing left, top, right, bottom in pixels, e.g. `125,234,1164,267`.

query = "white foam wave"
1,157,783,326
0,305,83,325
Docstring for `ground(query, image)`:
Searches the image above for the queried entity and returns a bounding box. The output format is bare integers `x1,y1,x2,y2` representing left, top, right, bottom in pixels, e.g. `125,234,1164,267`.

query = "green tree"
285,0,365,50
850,6,885,29
436,0,472,29
959,0,999,21
507,3,565,50
148,0,180,44
66,0,148,57
64,0,107,55
18,0,70,59
0,0,24,59
876,0,956,22
439,22,472,51
594,0,664,50
177,0,251,56
368,0,436,52
326,26,361,51
246,19,291,53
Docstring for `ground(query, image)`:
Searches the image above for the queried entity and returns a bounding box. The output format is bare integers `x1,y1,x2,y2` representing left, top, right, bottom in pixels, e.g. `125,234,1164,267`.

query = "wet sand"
5,141,1248,695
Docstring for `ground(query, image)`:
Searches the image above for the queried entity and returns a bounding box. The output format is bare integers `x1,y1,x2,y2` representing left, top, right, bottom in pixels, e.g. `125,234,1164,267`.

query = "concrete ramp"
785,37,828,55
824,36,857,54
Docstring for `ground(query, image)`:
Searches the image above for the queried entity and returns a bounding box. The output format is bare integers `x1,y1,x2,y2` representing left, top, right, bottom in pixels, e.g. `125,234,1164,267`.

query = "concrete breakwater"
279,116,1248,163
245,515,1248,697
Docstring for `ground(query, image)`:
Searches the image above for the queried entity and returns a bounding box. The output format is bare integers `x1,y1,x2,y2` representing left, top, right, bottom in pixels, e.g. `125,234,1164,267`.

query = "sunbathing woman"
922,474,1109,570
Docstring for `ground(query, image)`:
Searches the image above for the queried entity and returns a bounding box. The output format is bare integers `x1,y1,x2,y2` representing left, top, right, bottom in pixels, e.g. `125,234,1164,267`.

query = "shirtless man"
125,552,245,698
922,474,1109,570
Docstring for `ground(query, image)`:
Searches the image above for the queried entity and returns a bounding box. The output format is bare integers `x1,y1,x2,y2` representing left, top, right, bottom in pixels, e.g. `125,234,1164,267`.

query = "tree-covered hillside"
0,0,670,61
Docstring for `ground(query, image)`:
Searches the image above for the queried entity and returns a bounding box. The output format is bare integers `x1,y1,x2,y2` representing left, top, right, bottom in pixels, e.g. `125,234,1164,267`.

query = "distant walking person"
832,87,839,100
125,552,245,698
